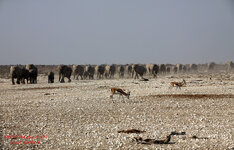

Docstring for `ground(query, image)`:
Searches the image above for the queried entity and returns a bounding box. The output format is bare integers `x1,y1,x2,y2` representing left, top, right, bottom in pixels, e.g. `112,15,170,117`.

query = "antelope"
110,88,130,101
169,79,186,90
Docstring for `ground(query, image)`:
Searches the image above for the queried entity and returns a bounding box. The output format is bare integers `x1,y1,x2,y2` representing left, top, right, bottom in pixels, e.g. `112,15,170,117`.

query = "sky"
0,0,234,65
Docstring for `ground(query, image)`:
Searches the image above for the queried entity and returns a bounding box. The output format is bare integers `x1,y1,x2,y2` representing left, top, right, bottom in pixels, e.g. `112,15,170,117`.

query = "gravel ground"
0,73,234,149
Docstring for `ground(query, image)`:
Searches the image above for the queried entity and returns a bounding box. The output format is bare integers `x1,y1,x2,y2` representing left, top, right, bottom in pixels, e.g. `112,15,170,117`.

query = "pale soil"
0,73,234,149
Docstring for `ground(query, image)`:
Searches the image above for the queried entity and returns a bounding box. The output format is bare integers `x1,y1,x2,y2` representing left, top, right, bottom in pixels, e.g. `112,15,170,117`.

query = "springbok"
169,79,186,90
110,88,130,101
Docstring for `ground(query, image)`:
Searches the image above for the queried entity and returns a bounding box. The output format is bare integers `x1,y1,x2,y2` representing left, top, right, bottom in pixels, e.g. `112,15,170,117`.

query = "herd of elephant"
10,64,38,85
10,61,234,85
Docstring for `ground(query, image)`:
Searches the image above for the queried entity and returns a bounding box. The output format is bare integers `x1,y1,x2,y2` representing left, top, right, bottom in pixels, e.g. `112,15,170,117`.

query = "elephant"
97,65,105,79
159,64,166,74
73,65,85,80
21,68,30,84
118,65,125,78
58,65,72,83
208,62,215,72
226,61,234,72
176,64,183,73
104,65,110,79
83,71,89,79
48,72,54,83
87,65,95,80
131,64,136,78
10,66,29,85
189,64,198,72
182,65,187,73
166,66,171,74
109,64,116,79
72,65,76,78
26,64,38,84
173,66,178,74
126,64,133,77
146,64,159,77
10,66,22,85
124,64,133,76
133,64,147,79
152,64,159,78
146,64,154,76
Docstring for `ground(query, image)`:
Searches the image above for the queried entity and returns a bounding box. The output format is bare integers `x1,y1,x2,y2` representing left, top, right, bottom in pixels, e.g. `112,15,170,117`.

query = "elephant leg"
59,74,61,82
140,74,144,79
30,77,33,84
134,73,138,79
60,75,65,83
21,78,25,84
12,77,15,85
16,78,20,84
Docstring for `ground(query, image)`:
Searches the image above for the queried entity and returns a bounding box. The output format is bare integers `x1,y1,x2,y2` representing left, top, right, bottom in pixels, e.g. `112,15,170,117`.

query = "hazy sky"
0,0,234,65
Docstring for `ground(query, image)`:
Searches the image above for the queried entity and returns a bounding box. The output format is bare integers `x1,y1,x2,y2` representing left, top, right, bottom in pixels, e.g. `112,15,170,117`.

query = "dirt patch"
142,94,234,99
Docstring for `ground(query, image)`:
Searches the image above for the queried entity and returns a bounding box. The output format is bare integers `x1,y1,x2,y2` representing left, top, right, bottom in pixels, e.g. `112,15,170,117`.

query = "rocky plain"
0,70,234,149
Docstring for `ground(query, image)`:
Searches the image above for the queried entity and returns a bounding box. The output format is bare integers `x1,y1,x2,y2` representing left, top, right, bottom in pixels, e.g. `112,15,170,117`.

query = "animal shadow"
118,129,146,134
141,141,176,145
134,134,175,145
